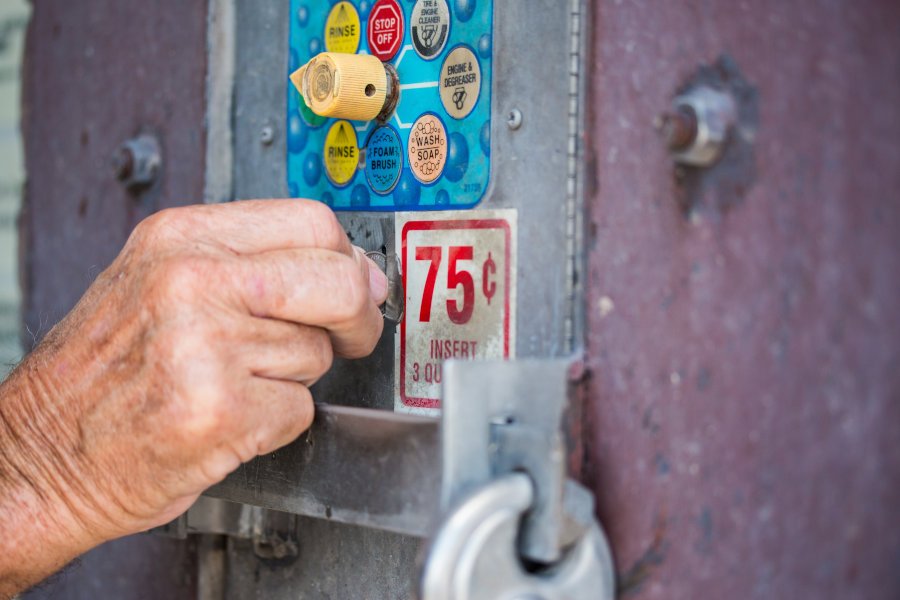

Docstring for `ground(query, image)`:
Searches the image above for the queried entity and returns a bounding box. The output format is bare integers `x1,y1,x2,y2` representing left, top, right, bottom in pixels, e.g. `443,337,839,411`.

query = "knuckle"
133,207,186,247
335,316,383,360
306,330,334,378
180,410,220,444
153,323,216,369
360,318,384,356
225,436,259,466
257,259,288,314
304,202,347,250
175,388,233,444
257,386,314,455
292,385,315,432
149,255,213,304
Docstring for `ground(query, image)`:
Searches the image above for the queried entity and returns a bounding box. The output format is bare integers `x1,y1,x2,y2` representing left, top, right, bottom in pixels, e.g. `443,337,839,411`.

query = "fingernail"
367,259,389,304
354,246,389,303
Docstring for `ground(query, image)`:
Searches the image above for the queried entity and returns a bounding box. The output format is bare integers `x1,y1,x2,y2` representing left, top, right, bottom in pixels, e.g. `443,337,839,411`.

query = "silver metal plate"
204,0,588,596
210,0,586,521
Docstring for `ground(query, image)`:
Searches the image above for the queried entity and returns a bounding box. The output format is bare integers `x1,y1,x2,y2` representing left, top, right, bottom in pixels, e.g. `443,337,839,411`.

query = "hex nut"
667,86,737,167
114,134,161,190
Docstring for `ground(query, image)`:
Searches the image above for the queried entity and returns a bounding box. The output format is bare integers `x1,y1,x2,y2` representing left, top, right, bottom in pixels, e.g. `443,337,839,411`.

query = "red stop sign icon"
367,0,404,62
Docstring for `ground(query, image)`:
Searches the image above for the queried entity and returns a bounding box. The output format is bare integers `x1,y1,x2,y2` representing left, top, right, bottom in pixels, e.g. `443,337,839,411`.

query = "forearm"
0,357,101,598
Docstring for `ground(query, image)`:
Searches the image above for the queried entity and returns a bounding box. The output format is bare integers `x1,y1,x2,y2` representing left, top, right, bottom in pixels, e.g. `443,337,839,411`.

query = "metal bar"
205,405,441,537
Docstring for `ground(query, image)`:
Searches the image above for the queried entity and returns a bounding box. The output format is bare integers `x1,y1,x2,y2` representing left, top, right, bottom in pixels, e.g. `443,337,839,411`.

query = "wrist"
0,354,106,593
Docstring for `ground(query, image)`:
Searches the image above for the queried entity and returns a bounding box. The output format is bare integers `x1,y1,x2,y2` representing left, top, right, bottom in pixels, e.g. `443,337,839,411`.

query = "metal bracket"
441,359,595,564
420,359,615,598
182,358,616,595
153,496,300,560
189,360,604,566
204,404,440,536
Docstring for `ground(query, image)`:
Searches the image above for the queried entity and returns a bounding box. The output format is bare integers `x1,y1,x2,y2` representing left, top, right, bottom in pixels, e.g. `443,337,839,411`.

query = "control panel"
287,0,493,211
207,2,588,595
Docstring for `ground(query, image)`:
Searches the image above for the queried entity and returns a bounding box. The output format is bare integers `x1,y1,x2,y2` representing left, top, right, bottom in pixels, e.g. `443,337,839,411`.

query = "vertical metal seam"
204,0,235,204
565,0,586,353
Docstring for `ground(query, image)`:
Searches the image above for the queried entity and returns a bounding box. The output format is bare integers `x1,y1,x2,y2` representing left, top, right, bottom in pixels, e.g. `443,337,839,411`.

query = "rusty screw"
660,86,738,166
657,106,698,152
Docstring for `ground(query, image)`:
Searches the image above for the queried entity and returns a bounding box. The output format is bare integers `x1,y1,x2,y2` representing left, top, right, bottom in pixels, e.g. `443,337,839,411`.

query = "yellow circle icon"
324,120,360,186
325,2,361,54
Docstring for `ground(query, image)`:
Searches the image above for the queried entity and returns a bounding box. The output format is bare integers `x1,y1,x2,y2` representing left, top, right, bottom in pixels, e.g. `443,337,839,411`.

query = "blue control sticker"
287,0,493,212
366,126,404,194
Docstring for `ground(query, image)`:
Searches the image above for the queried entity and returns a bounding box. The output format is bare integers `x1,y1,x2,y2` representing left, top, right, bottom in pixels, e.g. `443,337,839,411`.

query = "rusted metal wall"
583,1,900,598
19,1,208,597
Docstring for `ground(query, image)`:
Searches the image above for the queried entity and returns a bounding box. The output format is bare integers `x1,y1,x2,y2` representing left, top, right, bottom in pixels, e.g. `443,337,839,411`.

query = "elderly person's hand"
0,200,387,597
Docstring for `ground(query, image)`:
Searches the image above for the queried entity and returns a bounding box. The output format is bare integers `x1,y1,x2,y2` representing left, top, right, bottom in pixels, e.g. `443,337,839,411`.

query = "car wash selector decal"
287,0,493,211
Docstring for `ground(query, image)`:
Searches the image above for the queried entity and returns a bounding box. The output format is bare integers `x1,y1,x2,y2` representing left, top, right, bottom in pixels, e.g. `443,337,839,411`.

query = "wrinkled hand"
0,200,387,595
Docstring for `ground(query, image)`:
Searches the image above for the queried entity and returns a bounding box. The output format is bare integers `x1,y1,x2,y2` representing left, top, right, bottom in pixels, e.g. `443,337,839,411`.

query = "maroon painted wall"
583,2,900,598
20,1,208,597
21,0,208,338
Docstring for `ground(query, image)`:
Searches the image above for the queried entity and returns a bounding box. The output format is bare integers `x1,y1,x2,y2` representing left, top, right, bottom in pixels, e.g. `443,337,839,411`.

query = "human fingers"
237,317,334,386
134,199,355,258
233,248,386,358
223,377,316,461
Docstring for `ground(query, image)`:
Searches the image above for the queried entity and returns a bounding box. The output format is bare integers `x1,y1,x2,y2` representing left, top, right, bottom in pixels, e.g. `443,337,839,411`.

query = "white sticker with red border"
395,210,517,414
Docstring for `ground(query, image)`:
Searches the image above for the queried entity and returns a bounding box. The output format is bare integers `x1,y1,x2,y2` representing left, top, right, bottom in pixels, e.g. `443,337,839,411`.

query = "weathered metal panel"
223,519,422,600
19,1,208,597
20,0,208,337
582,1,900,598
206,405,441,536
216,0,587,596
22,536,198,600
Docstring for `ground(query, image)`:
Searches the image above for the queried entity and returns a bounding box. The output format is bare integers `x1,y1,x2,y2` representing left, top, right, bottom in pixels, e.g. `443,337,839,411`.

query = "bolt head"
260,125,276,146
668,86,738,167
507,109,523,130
659,107,698,151
114,134,161,191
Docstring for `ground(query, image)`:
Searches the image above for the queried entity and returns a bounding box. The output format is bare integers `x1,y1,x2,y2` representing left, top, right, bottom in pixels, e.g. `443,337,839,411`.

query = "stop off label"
395,210,517,414
367,0,404,62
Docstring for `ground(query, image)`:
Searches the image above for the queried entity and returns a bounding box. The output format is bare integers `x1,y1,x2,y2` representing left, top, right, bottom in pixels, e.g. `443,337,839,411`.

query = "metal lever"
421,473,615,600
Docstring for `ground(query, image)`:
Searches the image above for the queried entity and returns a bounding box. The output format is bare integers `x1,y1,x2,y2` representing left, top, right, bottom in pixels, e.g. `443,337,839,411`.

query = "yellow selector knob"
290,52,399,122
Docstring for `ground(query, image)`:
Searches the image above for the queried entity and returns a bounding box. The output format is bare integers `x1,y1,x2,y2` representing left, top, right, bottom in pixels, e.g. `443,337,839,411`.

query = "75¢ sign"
395,210,517,413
